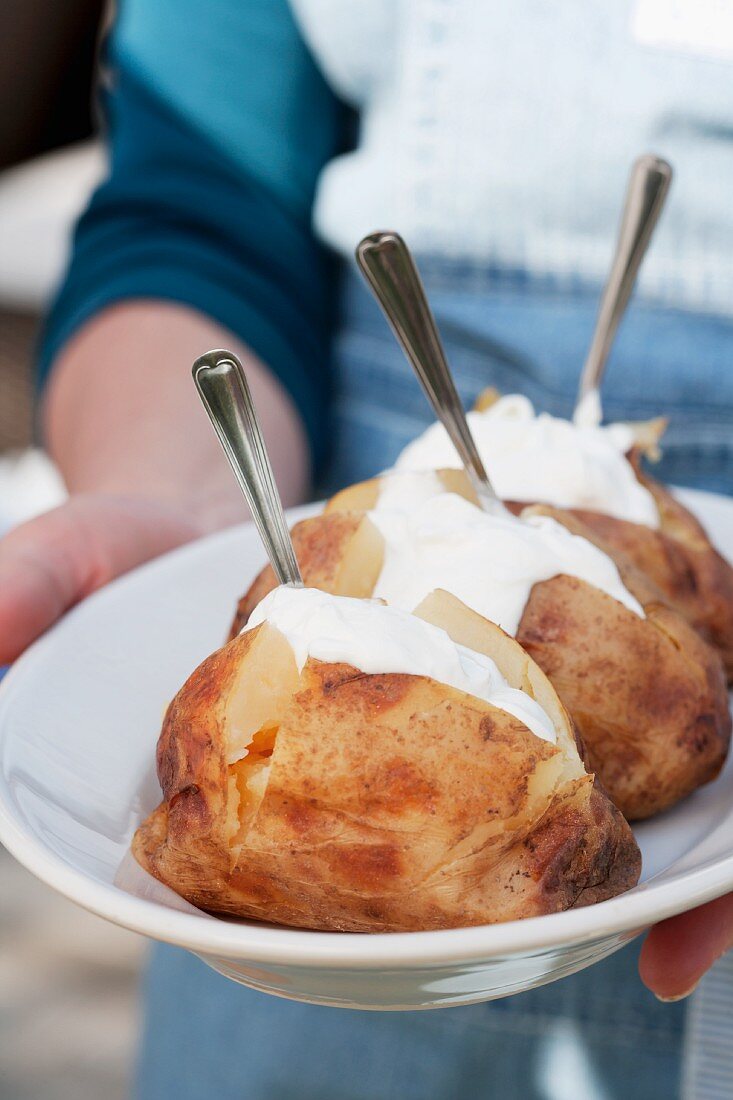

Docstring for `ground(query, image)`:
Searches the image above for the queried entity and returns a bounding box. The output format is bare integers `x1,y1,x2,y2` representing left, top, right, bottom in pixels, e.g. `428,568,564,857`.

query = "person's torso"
293,0,733,317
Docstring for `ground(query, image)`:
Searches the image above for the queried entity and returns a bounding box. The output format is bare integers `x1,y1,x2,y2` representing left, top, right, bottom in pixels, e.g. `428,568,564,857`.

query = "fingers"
639,893,733,1000
0,495,201,663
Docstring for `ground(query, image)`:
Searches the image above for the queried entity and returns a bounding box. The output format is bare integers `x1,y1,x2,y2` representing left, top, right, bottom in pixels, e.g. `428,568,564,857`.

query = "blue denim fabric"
137,270,733,1100
138,940,682,1100
320,265,733,498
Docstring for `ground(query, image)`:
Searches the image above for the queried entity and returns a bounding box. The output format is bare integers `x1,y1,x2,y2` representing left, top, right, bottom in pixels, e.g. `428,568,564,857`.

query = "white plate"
0,490,732,1010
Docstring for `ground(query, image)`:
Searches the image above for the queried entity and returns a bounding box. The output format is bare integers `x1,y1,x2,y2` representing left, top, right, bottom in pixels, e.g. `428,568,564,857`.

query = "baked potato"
570,455,733,681
133,588,640,931
233,497,731,821
405,387,733,679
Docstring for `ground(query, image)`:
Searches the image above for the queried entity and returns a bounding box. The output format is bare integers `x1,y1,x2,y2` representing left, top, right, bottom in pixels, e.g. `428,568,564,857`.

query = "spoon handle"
575,154,672,424
356,230,502,513
192,350,303,587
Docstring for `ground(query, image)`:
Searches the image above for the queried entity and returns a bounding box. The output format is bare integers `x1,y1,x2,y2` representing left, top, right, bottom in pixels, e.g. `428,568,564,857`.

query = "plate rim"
1,489,732,969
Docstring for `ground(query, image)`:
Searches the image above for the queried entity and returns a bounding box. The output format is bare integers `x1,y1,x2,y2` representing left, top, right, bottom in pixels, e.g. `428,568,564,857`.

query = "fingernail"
655,980,700,1003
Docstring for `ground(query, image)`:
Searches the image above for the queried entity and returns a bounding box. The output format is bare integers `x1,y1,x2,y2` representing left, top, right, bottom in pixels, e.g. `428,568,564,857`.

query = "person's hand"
0,493,204,663
4,303,310,667
640,895,733,1001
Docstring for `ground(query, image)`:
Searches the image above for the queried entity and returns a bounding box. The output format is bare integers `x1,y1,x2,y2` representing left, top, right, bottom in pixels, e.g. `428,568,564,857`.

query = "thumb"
0,494,201,664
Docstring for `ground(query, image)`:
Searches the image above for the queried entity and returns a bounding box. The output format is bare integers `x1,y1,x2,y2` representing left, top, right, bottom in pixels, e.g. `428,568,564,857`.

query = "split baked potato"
474,388,733,679
233,498,731,821
133,590,639,930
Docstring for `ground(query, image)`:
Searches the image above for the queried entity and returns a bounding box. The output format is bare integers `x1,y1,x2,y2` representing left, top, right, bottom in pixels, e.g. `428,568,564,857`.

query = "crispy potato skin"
135,633,256,913
502,457,733,682
232,510,730,820
473,389,733,675
517,573,730,820
567,463,733,681
515,504,731,819
134,635,639,930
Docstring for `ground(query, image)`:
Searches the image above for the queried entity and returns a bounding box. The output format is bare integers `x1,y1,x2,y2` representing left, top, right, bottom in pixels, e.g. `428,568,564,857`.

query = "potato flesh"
332,516,385,597
435,468,478,502
229,739,275,847
224,626,301,845
326,480,380,514
224,625,300,764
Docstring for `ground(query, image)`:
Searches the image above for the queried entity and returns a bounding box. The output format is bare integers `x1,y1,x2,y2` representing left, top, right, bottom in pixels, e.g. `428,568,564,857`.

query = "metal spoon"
574,154,673,426
192,349,302,587
356,230,505,515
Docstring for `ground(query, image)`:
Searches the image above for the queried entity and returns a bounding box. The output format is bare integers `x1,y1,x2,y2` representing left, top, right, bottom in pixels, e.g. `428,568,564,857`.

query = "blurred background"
0,3,143,1097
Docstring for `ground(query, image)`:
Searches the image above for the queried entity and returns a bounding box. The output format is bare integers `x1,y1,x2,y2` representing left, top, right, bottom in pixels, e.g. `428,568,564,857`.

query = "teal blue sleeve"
38,0,348,470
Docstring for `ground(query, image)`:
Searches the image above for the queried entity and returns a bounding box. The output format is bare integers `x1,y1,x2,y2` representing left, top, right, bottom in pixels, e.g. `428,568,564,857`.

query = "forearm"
0,0,338,663
43,300,311,532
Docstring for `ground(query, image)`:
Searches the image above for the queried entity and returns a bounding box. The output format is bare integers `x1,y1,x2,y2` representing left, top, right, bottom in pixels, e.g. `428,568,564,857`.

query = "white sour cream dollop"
394,394,660,528
370,493,643,636
245,586,556,743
